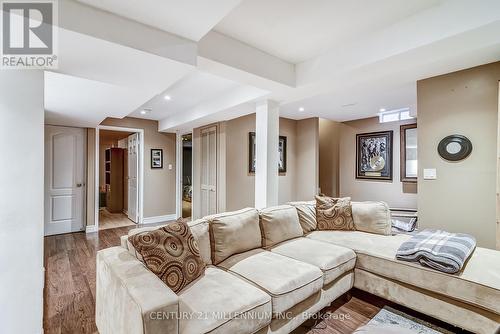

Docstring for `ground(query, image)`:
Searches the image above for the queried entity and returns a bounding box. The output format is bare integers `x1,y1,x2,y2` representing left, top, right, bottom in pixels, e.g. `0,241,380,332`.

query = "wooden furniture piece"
105,148,124,213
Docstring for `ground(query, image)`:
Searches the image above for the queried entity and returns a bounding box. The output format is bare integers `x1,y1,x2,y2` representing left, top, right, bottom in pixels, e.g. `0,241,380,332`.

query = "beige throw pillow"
259,205,303,248
315,195,355,231
352,201,392,235
128,220,205,294
288,201,316,233
208,208,261,264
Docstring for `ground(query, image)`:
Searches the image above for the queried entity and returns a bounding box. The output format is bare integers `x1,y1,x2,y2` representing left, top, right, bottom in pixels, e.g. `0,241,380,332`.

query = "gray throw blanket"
396,229,476,274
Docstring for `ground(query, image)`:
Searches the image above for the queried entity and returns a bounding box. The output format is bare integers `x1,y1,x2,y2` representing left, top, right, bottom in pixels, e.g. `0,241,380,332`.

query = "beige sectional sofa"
96,202,500,334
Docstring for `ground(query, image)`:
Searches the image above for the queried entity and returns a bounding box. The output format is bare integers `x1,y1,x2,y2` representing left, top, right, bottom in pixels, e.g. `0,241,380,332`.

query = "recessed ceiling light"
298,107,305,112
379,108,386,112
164,95,172,101
140,110,147,115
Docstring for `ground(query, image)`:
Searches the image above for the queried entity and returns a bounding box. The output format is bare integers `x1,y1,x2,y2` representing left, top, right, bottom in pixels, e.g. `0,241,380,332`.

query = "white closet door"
200,126,217,217
44,126,85,236
127,133,139,223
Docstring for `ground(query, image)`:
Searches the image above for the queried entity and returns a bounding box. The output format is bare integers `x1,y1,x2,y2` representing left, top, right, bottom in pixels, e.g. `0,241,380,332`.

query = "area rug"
367,306,454,334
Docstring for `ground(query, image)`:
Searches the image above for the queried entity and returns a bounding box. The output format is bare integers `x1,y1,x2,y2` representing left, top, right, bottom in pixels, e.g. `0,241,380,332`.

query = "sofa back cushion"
352,201,391,235
288,201,316,233
259,205,303,248
207,208,261,264
316,196,355,231
188,219,212,264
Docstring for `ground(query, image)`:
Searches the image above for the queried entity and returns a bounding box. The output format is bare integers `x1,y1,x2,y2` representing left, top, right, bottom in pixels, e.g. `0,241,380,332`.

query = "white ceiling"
215,0,445,64
75,0,242,41
44,71,154,127
47,0,500,131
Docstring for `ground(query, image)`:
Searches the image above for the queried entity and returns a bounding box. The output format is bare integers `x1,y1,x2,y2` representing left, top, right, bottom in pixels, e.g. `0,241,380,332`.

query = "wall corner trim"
85,225,98,233
142,214,177,224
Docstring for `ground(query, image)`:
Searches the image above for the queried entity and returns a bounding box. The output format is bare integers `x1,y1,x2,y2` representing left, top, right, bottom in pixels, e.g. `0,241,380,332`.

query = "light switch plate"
423,168,437,180
168,164,173,170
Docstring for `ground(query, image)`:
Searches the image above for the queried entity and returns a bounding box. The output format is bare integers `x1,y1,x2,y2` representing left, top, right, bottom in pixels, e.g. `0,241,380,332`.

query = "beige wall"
225,114,255,211
339,117,417,209
418,61,500,249
87,117,177,225
296,118,320,201
222,114,319,212
319,119,341,197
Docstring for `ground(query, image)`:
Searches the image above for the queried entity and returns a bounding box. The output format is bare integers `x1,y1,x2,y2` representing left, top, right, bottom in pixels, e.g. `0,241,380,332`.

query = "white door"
200,126,217,216
44,126,85,236
127,133,139,223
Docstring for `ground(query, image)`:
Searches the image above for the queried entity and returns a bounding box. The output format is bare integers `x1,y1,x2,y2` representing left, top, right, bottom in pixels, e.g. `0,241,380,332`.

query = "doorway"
97,127,143,230
182,134,192,219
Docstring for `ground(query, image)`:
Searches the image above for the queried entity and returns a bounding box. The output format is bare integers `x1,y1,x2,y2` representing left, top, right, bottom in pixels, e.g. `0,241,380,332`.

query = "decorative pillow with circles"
128,219,205,293
315,195,355,231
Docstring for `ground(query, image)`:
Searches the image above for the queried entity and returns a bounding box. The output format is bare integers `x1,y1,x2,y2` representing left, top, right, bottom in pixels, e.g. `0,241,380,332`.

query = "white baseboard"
85,225,98,233
142,214,177,224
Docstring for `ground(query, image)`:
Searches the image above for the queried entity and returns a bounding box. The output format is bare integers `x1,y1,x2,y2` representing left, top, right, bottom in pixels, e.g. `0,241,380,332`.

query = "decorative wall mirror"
400,124,417,183
437,135,473,161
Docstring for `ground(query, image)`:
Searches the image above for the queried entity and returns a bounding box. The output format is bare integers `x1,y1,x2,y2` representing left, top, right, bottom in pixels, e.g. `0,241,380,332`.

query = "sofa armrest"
96,247,179,334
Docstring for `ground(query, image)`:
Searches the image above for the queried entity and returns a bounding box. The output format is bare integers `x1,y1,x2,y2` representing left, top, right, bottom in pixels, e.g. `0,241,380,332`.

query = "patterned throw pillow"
315,195,355,231
128,220,205,293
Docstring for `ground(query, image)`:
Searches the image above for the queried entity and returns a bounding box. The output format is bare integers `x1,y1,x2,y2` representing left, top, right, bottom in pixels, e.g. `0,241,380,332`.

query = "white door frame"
93,125,145,231
176,131,193,219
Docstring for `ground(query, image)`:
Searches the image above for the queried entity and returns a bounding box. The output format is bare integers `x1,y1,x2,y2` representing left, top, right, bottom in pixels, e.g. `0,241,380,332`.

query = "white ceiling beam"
59,0,197,66
198,31,296,88
158,85,267,132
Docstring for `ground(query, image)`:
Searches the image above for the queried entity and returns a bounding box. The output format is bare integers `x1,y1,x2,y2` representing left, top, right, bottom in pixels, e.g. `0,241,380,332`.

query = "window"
379,108,414,123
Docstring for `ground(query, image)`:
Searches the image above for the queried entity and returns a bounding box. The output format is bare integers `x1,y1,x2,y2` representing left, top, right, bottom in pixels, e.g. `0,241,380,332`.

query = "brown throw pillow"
315,195,355,231
128,219,205,293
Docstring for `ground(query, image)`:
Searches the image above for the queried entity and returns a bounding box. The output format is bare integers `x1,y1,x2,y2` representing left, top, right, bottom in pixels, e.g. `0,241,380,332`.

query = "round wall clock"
437,135,472,161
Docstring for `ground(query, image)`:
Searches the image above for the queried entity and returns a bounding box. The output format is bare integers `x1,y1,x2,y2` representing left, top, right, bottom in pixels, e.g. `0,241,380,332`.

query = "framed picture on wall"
356,131,393,180
400,124,417,183
248,132,287,174
151,149,163,169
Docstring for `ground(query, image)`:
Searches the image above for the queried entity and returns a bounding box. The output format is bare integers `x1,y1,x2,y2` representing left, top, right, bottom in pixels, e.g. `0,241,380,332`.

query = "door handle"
76,183,84,187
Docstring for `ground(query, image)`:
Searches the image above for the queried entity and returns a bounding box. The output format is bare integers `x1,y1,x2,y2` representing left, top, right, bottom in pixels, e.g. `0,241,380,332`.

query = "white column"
255,100,279,209
0,70,44,334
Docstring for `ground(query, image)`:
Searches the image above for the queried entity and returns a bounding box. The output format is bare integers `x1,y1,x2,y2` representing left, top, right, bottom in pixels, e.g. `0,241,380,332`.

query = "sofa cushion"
207,208,261,264
270,237,356,285
315,196,355,231
352,201,391,235
288,201,316,233
179,266,271,334
307,230,500,315
128,220,205,293
259,205,303,248
219,249,323,315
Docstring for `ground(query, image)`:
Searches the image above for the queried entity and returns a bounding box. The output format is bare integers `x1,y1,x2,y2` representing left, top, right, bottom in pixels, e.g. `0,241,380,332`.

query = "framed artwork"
400,124,417,183
356,131,393,180
248,132,287,174
151,149,163,169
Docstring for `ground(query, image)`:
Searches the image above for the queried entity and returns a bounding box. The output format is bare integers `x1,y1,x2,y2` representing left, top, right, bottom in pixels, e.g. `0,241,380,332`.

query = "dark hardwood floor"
43,225,464,334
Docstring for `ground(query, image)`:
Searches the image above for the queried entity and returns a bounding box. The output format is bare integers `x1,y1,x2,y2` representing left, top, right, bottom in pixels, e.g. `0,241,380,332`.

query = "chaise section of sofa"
307,230,500,334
